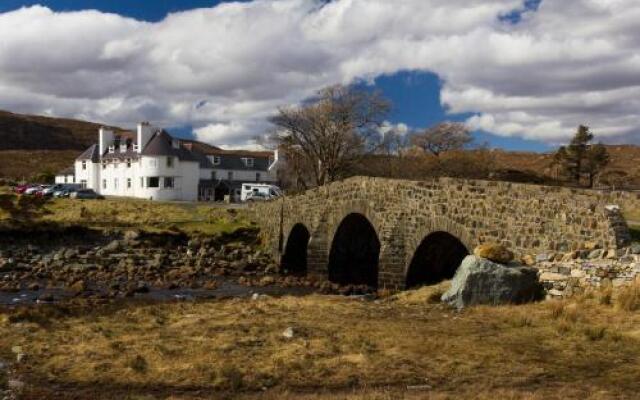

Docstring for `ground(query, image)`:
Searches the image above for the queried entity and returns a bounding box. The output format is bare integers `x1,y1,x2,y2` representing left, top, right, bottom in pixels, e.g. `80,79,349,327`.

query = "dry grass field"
2,283,640,399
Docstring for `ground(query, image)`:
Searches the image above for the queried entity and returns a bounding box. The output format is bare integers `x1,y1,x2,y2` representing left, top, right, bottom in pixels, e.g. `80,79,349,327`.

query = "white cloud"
0,0,639,146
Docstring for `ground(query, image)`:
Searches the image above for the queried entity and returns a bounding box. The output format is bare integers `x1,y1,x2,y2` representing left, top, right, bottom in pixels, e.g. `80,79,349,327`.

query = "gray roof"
76,129,275,172
76,144,100,162
215,155,271,171
141,130,200,163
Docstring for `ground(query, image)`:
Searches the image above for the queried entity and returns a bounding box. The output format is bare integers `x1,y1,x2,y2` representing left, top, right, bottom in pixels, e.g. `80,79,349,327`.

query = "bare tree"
269,85,390,187
411,122,473,157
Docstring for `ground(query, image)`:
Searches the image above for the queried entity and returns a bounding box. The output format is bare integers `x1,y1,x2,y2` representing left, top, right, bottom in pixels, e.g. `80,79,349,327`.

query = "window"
126,159,131,168
114,178,118,190
242,158,254,168
211,170,217,180
127,178,132,189
113,160,118,169
82,161,87,170
167,157,174,168
256,173,261,181
212,156,221,165
80,180,87,189
147,177,160,188
164,177,174,188
64,176,68,184
140,177,144,188
102,161,107,170
228,171,233,181
102,179,107,190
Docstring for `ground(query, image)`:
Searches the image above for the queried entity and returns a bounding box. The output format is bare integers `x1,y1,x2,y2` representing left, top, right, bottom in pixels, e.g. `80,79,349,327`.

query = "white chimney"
268,149,279,171
99,127,114,156
137,122,154,153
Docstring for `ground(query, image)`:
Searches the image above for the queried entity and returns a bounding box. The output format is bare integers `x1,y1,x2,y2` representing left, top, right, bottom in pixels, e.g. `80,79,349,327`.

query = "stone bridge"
251,176,630,290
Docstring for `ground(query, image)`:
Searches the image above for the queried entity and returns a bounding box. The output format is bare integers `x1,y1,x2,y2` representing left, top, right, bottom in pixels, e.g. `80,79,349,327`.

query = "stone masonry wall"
251,176,631,289
533,244,640,298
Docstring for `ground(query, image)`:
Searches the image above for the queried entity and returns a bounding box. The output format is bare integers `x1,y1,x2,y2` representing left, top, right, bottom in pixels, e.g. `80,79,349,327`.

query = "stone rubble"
525,245,640,298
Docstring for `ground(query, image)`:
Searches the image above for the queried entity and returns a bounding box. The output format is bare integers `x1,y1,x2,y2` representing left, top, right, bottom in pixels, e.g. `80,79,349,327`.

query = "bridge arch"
405,231,470,289
281,223,311,276
328,212,380,288
405,217,474,289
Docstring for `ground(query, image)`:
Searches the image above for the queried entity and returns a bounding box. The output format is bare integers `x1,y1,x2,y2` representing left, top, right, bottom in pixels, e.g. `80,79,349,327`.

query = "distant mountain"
0,110,123,151
0,109,639,186
0,110,124,179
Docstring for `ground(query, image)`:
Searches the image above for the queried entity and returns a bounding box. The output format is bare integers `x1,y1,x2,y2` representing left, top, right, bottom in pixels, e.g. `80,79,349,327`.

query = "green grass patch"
0,187,252,236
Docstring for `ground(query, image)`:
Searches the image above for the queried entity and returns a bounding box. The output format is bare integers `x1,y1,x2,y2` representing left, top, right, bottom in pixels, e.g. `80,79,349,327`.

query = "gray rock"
123,230,141,242
630,243,640,255
7,379,24,390
102,240,122,253
588,249,603,259
282,327,294,339
441,256,544,309
535,253,549,263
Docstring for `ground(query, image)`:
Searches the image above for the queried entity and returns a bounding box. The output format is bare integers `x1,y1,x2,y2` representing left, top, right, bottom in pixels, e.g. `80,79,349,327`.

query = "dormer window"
108,145,115,154
242,158,254,168
212,156,221,166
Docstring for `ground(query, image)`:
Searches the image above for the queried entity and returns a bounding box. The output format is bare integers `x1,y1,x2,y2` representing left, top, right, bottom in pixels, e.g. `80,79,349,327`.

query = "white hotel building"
58,122,278,202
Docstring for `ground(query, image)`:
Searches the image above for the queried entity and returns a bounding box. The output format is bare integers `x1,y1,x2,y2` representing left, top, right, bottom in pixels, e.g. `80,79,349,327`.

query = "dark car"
70,189,104,200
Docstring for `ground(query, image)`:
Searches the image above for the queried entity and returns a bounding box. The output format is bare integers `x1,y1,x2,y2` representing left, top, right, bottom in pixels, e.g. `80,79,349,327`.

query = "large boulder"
441,255,544,309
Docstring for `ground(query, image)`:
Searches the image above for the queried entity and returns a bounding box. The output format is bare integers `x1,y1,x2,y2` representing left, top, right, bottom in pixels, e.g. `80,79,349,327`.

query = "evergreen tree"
552,125,609,187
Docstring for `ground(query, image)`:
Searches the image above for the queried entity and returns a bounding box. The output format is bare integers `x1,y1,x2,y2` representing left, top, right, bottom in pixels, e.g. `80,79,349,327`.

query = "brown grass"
616,281,640,311
2,290,640,399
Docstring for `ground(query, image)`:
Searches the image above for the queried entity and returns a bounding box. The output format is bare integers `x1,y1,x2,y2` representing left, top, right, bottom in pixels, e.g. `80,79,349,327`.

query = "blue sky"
1,1,635,151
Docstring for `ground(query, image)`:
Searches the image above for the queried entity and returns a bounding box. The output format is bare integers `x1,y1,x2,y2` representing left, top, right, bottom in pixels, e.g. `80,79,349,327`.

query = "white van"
241,183,283,202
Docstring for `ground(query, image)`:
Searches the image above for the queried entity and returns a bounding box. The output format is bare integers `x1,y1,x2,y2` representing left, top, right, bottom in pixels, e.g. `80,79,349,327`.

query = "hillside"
1,109,639,186
0,110,124,179
491,146,640,187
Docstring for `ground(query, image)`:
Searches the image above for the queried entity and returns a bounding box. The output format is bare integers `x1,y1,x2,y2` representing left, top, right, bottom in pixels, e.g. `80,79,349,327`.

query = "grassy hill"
0,110,124,179
491,146,640,187
1,109,639,187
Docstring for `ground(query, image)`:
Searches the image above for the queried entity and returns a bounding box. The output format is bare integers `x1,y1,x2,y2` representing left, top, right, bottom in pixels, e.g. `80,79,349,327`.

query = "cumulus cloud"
0,0,638,146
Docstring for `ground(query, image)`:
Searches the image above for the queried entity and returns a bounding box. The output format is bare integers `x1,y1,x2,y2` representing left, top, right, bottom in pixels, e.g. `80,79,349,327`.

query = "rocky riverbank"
0,226,376,304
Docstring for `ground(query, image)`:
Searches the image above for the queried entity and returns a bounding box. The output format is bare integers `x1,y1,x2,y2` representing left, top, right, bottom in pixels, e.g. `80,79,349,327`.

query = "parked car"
24,185,46,195
70,189,104,200
41,184,66,197
35,185,53,197
53,187,76,198
245,191,277,202
14,184,35,194
241,184,283,202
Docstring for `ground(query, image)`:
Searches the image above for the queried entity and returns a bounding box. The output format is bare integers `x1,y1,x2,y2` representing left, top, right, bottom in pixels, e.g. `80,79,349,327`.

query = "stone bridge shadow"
251,176,629,290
